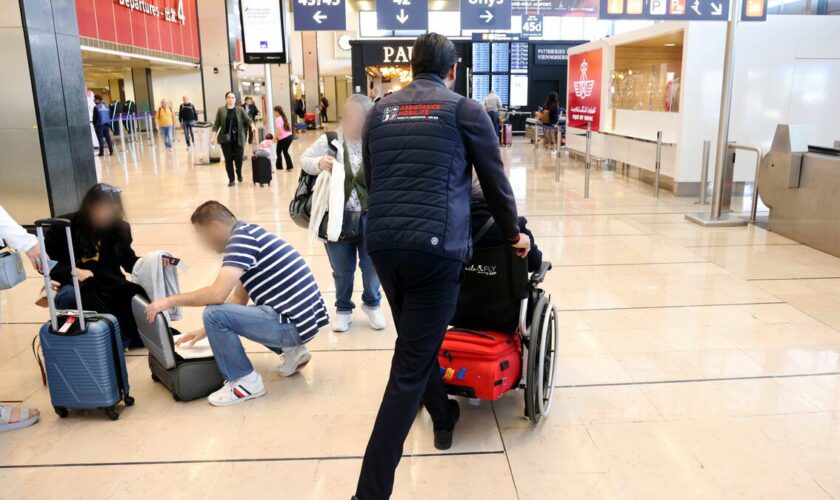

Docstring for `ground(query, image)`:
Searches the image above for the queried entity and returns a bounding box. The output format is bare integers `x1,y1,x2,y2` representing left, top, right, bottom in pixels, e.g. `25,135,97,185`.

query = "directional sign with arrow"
294,0,346,31
377,0,428,30
460,0,511,30
598,0,730,20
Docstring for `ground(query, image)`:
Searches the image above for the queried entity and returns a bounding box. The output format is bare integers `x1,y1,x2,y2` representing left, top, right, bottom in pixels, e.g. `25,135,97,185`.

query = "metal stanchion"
146,113,156,148
699,140,711,205
533,132,539,170
584,123,591,199
117,114,125,151
654,131,662,198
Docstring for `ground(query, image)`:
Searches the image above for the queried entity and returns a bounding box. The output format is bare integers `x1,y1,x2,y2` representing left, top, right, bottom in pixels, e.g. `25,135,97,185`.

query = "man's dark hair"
94,94,102,101
411,33,458,79
191,201,236,225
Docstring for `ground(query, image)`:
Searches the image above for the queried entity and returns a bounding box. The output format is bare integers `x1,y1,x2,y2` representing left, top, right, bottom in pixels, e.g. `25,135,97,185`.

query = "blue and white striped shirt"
222,221,329,342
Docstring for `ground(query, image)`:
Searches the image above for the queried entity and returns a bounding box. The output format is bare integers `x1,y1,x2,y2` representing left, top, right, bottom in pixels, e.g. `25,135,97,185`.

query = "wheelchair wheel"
525,298,559,423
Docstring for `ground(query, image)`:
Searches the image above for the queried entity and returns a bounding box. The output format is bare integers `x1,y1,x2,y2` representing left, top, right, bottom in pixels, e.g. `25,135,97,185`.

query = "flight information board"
472,74,490,104
510,74,528,107
511,42,528,73
492,74,510,106
472,43,490,73
491,43,510,73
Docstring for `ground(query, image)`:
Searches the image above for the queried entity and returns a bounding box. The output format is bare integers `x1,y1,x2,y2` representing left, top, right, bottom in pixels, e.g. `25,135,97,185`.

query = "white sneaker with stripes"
207,371,266,407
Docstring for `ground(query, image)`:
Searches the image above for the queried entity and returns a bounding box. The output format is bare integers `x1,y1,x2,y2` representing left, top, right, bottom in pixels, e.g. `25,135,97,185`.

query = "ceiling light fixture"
80,45,199,68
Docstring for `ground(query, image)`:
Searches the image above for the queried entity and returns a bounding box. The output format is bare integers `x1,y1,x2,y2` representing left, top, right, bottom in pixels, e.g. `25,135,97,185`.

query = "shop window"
610,32,683,113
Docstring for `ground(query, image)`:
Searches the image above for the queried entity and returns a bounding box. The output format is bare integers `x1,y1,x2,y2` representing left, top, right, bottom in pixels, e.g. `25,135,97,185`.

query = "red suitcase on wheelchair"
439,329,521,401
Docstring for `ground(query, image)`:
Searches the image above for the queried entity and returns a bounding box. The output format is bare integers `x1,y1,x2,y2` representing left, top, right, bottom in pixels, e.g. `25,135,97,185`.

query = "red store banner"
567,48,602,132
75,0,200,60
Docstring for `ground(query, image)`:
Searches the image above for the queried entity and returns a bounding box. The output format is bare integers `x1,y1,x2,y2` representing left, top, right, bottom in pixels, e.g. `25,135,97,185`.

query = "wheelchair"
443,244,559,423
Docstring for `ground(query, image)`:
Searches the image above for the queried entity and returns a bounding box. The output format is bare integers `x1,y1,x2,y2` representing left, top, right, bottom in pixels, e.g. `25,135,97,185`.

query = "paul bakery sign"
75,0,200,59
567,49,602,132
363,43,414,66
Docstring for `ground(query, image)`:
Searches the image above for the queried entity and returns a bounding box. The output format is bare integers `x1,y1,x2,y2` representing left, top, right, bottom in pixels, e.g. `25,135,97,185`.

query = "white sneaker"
278,345,311,377
332,312,352,332
207,372,265,407
362,305,386,330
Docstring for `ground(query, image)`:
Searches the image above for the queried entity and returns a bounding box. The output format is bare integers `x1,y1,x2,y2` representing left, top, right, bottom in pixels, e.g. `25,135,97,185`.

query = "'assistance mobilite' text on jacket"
362,73,520,263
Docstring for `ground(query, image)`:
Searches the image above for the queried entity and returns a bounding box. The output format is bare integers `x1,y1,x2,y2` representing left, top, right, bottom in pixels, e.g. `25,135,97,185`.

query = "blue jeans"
182,120,194,146
202,304,302,381
324,218,381,312
55,284,76,309
160,125,173,148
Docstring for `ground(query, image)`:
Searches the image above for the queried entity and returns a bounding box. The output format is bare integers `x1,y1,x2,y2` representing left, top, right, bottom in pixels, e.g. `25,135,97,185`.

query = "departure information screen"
511,42,529,73
472,75,490,104
510,74,528,107
472,43,490,73
491,43,510,73
492,75,510,106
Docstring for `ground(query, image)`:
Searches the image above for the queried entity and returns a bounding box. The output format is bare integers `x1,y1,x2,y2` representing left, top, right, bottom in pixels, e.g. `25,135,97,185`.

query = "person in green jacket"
212,91,255,186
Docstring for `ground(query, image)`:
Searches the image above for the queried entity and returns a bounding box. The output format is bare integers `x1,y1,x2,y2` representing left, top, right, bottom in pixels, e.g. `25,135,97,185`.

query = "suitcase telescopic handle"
34,219,86,331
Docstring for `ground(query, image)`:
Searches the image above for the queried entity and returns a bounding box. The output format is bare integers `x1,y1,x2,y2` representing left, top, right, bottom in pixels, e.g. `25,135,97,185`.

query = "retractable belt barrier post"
686,142,761,227
117,115,125,152
699,140,711,205
654,131,663,198
533,132,539,170
146,113,156,148
584,123,592,199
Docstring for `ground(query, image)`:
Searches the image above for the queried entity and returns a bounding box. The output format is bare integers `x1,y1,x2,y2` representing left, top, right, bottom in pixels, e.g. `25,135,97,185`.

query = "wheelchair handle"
530,261,552,285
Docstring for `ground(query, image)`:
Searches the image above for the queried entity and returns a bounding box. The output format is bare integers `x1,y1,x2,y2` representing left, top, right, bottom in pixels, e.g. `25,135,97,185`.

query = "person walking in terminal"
483,88,502,138
179,95,197,150
144,201,329,406
301,94,385,333
539,91,561,150
211,92,255,186
320,93,329,124
273,105,294,171
353,33,530,500
0,204,43,432
156,98,176,151
92,95,114,157
244,96,260,144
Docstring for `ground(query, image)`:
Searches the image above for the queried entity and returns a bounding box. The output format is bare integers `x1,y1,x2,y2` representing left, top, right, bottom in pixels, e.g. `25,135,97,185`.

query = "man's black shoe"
433,399,460,450
227,181,235,187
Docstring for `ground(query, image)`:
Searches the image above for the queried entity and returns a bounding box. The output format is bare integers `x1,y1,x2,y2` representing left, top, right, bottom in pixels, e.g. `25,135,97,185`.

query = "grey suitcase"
130,296,224,401
36,219,133,420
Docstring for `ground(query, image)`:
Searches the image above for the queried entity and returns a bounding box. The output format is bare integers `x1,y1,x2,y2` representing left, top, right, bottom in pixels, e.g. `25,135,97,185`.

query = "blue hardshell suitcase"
36,219,133,420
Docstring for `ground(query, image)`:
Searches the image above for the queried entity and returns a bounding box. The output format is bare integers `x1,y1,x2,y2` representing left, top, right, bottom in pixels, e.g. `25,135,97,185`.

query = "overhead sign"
460,0,512,30
239,0,288,63
512,0,598,16
598,0,730,20
521,14,543,37
742,0,767,20
567,49,602,131
377,0,428,30
294,0,346,30
76,0,200,60
535,45,568,64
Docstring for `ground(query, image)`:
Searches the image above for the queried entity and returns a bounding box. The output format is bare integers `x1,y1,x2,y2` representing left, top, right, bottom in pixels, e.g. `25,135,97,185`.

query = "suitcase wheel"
151,373,160,383
173,394,182,402
124,395,135,407
105,408,120,421
54,406,69,418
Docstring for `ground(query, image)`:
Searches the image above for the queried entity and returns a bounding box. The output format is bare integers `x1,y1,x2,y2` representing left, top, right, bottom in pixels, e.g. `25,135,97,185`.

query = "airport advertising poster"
512,0,598,16
567,49,602,131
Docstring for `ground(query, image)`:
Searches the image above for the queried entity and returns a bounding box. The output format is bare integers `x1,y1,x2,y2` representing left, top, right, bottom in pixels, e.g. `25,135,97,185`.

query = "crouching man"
145,201,329,406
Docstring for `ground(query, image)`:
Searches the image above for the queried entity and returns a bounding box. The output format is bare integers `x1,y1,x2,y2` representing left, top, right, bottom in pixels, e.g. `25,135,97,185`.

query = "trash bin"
192,122,218,165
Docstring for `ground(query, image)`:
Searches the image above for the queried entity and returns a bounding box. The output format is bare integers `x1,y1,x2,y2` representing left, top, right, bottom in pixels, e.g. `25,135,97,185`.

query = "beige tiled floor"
2,132,840,499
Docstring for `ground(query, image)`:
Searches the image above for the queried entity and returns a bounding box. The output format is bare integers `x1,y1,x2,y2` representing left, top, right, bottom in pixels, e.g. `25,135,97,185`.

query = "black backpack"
289,132,338,228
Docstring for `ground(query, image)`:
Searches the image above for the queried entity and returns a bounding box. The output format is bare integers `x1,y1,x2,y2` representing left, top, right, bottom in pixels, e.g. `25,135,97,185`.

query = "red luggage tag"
58,316,77,333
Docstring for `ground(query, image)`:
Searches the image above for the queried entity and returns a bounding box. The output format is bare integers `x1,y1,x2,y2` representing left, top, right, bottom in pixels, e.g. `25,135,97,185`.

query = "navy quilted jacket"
363,74,520,263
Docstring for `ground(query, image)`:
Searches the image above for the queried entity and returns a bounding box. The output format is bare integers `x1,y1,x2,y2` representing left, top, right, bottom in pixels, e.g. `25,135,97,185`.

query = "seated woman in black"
470,178,542,272
45,184,146,347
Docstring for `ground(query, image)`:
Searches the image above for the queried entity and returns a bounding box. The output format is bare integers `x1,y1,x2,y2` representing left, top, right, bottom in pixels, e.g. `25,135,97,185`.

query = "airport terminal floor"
3,132,840,499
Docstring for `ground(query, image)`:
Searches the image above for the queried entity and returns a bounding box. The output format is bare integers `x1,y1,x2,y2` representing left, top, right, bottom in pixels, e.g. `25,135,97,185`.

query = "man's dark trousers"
355,250,461,499
96,125,113,156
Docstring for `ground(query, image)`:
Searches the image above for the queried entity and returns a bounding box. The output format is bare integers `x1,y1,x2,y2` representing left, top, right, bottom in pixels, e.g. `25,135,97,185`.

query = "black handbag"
289,131,338,229
216,132,231,145
318,210,362,242
289,170,317,228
